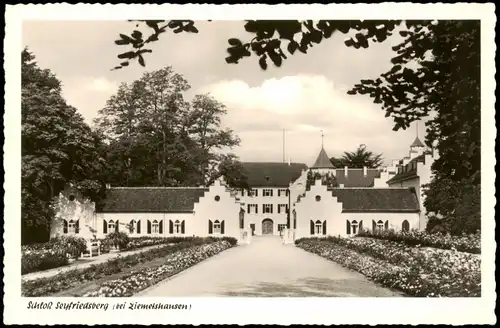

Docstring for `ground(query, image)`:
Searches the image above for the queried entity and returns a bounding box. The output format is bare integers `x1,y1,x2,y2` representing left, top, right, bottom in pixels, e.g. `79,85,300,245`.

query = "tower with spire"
409,121,425,159
310,130,335,175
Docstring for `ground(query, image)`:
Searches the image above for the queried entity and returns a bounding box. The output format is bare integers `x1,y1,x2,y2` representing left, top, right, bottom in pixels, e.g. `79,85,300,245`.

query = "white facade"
51,143,429,243
293,180,420,239
387,152,436,230
51,180,246,242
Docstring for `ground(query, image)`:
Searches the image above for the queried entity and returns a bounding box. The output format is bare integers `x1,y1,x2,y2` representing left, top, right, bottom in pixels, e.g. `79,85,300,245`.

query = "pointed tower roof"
410,136,425,148
311,147,335,169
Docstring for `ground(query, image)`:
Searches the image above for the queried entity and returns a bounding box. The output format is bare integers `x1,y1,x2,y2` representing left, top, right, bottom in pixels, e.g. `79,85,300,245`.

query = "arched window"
402,220,410,232
108,220,115,232
152,220,159,234
213,220,221,234
68,220,76,234
351,220,359,234
376,220,385,231
174,220,181,234
315,220,323,235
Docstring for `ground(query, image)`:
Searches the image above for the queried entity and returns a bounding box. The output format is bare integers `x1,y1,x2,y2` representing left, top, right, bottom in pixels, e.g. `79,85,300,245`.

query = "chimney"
363,166,367,177
288,158,291,166
339,183,344,188
344,166,348,177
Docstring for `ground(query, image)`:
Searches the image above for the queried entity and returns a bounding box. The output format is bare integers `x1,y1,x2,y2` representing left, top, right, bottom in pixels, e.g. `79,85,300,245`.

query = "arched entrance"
262,218,274,235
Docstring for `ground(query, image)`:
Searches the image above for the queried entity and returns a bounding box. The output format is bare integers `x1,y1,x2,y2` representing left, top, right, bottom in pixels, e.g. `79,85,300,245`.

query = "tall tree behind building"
93,67,243,188
21,48,106,244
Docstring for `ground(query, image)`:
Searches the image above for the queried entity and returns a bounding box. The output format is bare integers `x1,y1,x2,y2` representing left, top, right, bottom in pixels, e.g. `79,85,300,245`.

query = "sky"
22,20,427,166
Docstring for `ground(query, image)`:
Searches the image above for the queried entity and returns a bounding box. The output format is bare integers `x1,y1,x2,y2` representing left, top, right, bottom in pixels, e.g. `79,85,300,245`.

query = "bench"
81,240,101,258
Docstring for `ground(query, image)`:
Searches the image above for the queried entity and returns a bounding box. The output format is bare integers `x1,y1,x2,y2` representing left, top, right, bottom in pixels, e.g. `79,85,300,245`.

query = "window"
376,220,385,231
315,220,323,234
68,220,76,234
263,204,273,213
351,220,359,234
248,189,258,197
214,220,221,234
402,220,410,232
278,189,288,197
278,204,288,214
152,220,159,234
278,224,287,232
108,220,115,232
214,195,220,201
263,189,273,197
315,195,321,202
174,220,181,234
247,204,258,214
68,195,75,201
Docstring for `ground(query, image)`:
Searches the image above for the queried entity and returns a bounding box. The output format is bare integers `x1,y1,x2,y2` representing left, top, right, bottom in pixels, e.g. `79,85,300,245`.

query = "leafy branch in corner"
113,20,407,71
112,20,201,70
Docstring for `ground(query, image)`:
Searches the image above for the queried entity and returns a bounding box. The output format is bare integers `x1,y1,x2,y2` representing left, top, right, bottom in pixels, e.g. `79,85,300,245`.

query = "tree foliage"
112,19,481,235
306,171,339,189
93,66,245,188
112,20,402,71
22,48,106,244
330,144,383,168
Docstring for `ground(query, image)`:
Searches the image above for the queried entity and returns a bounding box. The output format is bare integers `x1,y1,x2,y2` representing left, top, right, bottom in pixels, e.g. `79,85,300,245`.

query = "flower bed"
21,237,233,297
83,241,232,297
296,238,480,297
356,229,480,254
22,235,87,274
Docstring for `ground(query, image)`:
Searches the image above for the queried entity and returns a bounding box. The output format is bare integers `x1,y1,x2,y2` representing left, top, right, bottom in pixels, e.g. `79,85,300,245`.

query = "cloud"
22,20,423,165
62,76,119,124
201,74,423,164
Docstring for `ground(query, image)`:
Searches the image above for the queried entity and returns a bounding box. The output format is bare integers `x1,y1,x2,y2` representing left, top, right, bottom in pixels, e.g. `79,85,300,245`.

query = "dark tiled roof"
311,147,334,168
331,188,420,212
335,169,381,187
386,169,419,184
99,187,208,213
411,136,425,147
242,162,307,187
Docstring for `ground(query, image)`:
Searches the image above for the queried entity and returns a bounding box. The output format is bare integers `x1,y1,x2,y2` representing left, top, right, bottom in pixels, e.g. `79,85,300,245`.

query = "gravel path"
138,236,403,297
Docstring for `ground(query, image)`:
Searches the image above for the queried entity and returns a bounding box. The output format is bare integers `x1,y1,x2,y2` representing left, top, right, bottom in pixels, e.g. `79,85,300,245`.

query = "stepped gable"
99,187,208,213
386,154,426,184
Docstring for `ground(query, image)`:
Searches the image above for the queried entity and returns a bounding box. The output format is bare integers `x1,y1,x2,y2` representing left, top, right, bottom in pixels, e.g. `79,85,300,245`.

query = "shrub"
104,232,130,250
22,249,68,274
55,235,87,259
21,235,87,274
212,236,238,246
356,228,480,254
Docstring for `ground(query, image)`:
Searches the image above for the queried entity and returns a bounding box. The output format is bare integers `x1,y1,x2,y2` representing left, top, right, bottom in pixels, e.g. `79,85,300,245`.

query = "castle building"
51,139,431,244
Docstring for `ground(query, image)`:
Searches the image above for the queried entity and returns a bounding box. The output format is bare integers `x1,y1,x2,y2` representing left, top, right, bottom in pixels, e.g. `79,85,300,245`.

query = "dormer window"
265,176,271,181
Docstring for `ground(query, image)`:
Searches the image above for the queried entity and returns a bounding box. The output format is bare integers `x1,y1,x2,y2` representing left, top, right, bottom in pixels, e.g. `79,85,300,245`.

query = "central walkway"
139,236,402,297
